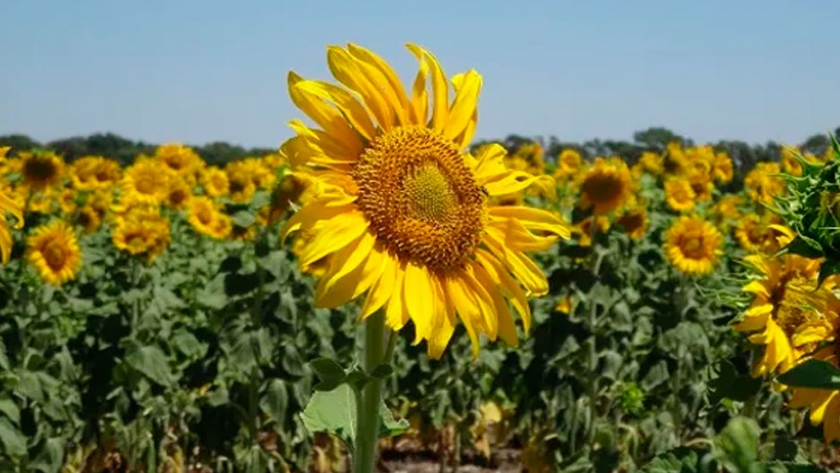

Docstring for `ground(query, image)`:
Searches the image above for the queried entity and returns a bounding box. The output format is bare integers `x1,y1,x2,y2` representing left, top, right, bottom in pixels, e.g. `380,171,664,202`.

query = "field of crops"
2,44,840,473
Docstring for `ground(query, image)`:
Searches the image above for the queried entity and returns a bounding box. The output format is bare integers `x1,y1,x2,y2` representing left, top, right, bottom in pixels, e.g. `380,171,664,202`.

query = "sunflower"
0,189,23,264
26,220,82,285
713,152,734,183
112,206,171,262
121,158,172,205
75,205,102,234
576,157,632,215
744,162,785,205
187,196,231,240
663,142,689,176
734,214,786,254
165,176,193,209
571,216,610,248
781,146,804,176
225,161,258,204
20,151,64,191
713,195,743,225
664,178,696,212
155,143,204,180
788,311,840,443
733,235,832,377
200,166,230,197
280,43,569,358
617,206,647,240
663,216,723,276
636,151,663,176
553,149,584,181
59,188,78,215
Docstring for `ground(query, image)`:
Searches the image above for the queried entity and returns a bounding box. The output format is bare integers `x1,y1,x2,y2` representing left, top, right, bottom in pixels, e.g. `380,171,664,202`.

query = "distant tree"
0,134,42,153
801,134,829,156
632,127,688,151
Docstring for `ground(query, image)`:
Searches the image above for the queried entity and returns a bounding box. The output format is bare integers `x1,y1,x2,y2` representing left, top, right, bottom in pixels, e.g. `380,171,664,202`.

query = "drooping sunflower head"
576,157,632,215
617,206,647,240
664,177,696,213
75,205,102,234
26,220,82,286
20,151,64,191
663,216,723,276
281,43,569,358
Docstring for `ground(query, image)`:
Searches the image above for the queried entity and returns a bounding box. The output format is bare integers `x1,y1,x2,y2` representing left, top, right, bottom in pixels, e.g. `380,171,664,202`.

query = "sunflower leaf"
776,359,840,390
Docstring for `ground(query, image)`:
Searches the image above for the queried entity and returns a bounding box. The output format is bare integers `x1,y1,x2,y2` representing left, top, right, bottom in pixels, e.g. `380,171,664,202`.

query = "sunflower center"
42,241,66,271
24,158,58,182
582,173,622,203
681,235,706,259
353,126,486,272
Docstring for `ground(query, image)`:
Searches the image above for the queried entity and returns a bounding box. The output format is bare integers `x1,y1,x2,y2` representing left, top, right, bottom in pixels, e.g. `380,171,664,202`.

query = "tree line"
2,126,838,188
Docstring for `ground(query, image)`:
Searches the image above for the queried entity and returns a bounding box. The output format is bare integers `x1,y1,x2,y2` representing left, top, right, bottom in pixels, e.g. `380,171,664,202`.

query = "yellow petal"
445,273,482,358
280,201,355,244
314,231,376,307
360,251,398,320
327,46,393,131
295,79,377,141
347,44,411,125
406,44,448,133
483,233,548,296
427,277,456,359
287,71,361,151
489,206,570,239
385,261,409,329
298,210,368,267
403,261,436,344
476,249,532,333
444,70,481,143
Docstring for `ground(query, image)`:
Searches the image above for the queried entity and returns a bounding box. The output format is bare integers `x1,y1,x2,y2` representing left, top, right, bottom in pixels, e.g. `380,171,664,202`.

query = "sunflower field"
2,44,840,473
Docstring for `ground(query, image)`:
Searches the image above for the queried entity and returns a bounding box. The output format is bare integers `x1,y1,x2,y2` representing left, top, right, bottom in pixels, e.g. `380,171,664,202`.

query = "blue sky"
1,1,837,149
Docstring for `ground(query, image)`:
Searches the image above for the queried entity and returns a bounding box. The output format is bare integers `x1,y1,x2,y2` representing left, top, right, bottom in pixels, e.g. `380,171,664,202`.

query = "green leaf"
301,383,357,449
172,330,208,359
818,260,840,288
260,379,288,428
370,363,394,379
640,446,703,473
31,437,65,473
125,345,173,386
231,211,256,228
310,357,347,391
776,359,840,389
716,417,760,472
0,417,27,457
783,235,824,259
0,397,20,425
707,360,762,404
378,403,409,438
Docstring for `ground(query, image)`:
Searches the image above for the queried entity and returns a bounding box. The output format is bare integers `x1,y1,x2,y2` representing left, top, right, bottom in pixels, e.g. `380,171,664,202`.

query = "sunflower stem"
354,310,388,473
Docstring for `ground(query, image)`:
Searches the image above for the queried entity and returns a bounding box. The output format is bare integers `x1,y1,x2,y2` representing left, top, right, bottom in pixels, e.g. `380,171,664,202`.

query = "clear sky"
1,1,837,150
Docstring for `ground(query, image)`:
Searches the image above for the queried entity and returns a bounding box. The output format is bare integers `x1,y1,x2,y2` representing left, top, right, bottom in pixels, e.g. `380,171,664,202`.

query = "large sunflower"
0,189,23,264
121,158,172,205
26,220,82,285
187,196,231,240
733,227,831,377
663,216,723,276
788,311,840,443
280,44,569,358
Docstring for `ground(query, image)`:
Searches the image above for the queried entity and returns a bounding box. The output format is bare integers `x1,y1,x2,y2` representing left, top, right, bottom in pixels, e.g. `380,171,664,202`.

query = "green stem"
353,311,388,473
